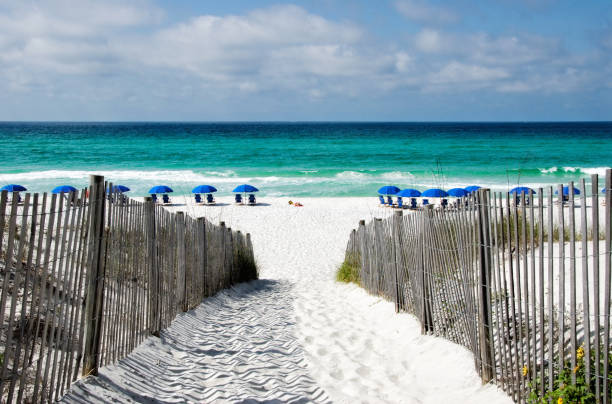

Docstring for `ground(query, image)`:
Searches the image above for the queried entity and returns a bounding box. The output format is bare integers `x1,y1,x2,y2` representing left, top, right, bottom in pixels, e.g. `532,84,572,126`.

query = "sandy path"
63,197,511,403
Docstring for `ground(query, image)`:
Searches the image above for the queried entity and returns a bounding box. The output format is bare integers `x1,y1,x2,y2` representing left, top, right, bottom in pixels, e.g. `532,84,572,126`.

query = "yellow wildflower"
557,397,563,404
522,365,528,376
577,346,584,360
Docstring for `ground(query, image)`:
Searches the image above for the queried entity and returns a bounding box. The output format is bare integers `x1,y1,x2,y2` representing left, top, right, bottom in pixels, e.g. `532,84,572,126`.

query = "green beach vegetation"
336,252,361,284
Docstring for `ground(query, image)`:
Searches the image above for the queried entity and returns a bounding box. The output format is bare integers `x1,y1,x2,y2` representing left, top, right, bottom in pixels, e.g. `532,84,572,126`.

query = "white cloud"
395,0,458,24
430,61,509,84
415,29,444,53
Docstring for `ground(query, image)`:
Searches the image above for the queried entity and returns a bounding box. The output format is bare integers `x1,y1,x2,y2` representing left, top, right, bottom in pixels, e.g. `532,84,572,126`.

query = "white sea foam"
539,167,558,174
577,167,610,176
379,171,415,180
334,171,368,179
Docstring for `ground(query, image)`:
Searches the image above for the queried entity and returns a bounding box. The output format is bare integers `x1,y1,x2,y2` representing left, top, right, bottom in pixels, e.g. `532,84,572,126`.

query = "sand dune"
62,197,511,403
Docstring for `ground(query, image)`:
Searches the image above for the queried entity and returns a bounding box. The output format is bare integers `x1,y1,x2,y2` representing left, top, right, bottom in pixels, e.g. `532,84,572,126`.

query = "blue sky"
0,0,611,121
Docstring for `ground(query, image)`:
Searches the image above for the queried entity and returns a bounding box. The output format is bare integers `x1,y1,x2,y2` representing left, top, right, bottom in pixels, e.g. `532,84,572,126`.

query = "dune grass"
336,253,361,284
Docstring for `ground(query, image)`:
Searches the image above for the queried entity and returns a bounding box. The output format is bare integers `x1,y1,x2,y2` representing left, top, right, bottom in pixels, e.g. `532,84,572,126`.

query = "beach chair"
386,196,394,207
396,196,404,209
378,195,385,205
248,194,256,205
194,193,203,204
422,199,429,207
410,198,417,209
206,193,216,205
441,198,448,209
151,194,158,203
162,194,171,205
235,194,243,204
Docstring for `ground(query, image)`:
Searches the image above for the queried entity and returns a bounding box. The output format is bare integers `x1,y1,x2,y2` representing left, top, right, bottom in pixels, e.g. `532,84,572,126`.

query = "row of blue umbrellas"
378,185,606,198
148,184,259,194
0,184,259,194
0,184,80,194
378,185,478,198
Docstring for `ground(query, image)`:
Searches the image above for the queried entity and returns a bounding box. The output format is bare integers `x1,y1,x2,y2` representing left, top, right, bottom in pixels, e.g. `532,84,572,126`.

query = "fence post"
393,210,403,312
421,210,434,333
358,219,366,284
477,188,494,383
198,218,207,297
82,175,106,376
145,197,160,337
175,212,186,312
246,232,254,265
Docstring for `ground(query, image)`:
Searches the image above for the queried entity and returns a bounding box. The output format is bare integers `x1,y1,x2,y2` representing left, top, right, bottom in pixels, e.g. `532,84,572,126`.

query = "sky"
0,0,611,121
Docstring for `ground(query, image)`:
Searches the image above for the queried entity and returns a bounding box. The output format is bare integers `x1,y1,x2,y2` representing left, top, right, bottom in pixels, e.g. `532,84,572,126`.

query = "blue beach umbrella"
555,186,580,196
377,185,401,195
52,185,78,194
422,188,449,198
447,188,469,197
192,185,218,194
603,187,607,193
233,184,259,193
1,184,27,192
509,187,536,195
148,185,173,194
395,188,421,197
108,185,130,193
464,185,481,193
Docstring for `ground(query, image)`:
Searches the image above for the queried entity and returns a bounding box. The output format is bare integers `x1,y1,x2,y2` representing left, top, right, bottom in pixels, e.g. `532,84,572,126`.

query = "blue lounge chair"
386,196,393,206
194,193,203,204
378,195,385,205
151,194,158,203
397,196,403,209
162,194,171,205
410,198,417,209
422,199,429,206
206,193,215,205
235,194,243,204
441,199,448,208
248,194,256,205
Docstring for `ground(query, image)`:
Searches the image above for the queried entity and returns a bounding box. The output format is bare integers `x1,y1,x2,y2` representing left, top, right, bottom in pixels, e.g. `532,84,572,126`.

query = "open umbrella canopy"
52,185,78,194
148,185,173,194
555,186,580,195
108,185,130,193
396,188,421,197
447,188,469,197
1,184,27,192
464,185,481,193
233,184,259,193
422,188,448,198
192,185,218,194
509,186,536,195
377,185,400,195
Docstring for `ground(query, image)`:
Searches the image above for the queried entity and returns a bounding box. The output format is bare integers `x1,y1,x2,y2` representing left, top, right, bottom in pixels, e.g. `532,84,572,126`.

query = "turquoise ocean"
0,122,610,197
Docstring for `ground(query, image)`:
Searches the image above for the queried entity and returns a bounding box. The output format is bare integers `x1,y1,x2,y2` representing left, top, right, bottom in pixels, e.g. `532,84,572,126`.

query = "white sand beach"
62,196,512,403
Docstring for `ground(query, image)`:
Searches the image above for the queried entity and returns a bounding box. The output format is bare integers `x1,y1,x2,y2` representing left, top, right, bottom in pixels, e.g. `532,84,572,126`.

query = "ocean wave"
334,171,368,179
558,166,609,176
379,171,414,180
537,166,610,176
539,167,558,174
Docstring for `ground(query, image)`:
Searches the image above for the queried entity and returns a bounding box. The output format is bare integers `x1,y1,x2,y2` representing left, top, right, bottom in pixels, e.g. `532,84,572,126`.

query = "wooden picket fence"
345,171,611,403
0,175,257,403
